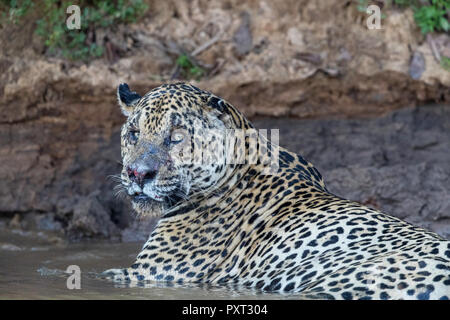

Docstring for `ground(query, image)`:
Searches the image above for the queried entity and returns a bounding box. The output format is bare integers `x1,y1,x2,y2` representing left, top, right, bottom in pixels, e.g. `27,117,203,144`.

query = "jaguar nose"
126,165,157,188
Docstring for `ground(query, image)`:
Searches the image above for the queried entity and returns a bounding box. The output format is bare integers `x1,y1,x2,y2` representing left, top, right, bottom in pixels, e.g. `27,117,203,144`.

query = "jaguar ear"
117,83,142,116
206,96,254,129
206,96,233,128
207,96,226,113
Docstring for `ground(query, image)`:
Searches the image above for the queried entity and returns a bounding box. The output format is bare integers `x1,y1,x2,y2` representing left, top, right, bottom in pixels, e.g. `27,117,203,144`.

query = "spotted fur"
104,82,450,300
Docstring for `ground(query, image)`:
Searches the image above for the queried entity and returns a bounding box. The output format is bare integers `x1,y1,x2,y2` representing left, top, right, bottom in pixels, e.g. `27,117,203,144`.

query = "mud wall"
0,0,449,240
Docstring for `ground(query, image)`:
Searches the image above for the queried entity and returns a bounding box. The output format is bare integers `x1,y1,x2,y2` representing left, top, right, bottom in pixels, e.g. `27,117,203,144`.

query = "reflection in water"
0,229,306,299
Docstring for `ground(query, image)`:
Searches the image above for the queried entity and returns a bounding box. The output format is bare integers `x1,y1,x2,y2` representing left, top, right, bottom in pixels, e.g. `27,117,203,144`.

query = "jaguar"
103,82,450,300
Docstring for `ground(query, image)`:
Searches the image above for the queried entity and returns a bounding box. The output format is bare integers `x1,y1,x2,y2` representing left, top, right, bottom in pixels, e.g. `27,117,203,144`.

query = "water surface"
0,229,293,300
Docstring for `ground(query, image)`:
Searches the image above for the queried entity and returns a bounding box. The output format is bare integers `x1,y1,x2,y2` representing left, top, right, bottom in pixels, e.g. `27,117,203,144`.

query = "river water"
0,228,296,300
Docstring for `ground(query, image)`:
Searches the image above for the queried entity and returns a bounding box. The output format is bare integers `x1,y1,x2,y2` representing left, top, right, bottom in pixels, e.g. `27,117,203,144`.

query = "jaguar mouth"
126,179,187,207
132,193,163,203
132,194,149,202
129,190,166,218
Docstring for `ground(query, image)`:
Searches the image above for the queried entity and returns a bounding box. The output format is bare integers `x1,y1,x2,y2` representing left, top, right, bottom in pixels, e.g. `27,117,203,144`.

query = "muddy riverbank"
1,104,449,242
1,0,449,242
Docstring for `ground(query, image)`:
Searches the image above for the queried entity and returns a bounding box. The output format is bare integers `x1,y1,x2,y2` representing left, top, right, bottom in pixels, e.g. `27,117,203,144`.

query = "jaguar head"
116,82,245,217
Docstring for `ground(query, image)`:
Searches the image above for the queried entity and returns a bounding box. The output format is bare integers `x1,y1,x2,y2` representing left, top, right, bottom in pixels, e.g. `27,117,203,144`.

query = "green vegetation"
357,0,449,34
392,0,449,34
1,0,34,23
410,0,449,34
441,56,450,71
1,0,148,60
175,54,205,80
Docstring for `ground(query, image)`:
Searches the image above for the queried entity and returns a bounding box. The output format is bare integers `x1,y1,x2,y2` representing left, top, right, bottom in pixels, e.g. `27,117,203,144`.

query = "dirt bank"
1,105,449,241
0,0,449,241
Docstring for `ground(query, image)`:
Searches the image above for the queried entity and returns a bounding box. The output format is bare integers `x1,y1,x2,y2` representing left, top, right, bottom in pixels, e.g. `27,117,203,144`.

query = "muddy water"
0,229,293,300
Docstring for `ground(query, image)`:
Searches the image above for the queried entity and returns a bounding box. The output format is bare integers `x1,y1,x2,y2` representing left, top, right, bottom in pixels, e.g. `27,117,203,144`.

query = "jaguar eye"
171,131,184,144
164,130,184,147
128,130,139,145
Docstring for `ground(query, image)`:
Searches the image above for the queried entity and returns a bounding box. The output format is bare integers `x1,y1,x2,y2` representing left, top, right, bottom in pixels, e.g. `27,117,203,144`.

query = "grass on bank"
357,0,449,34
0,0,148,61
